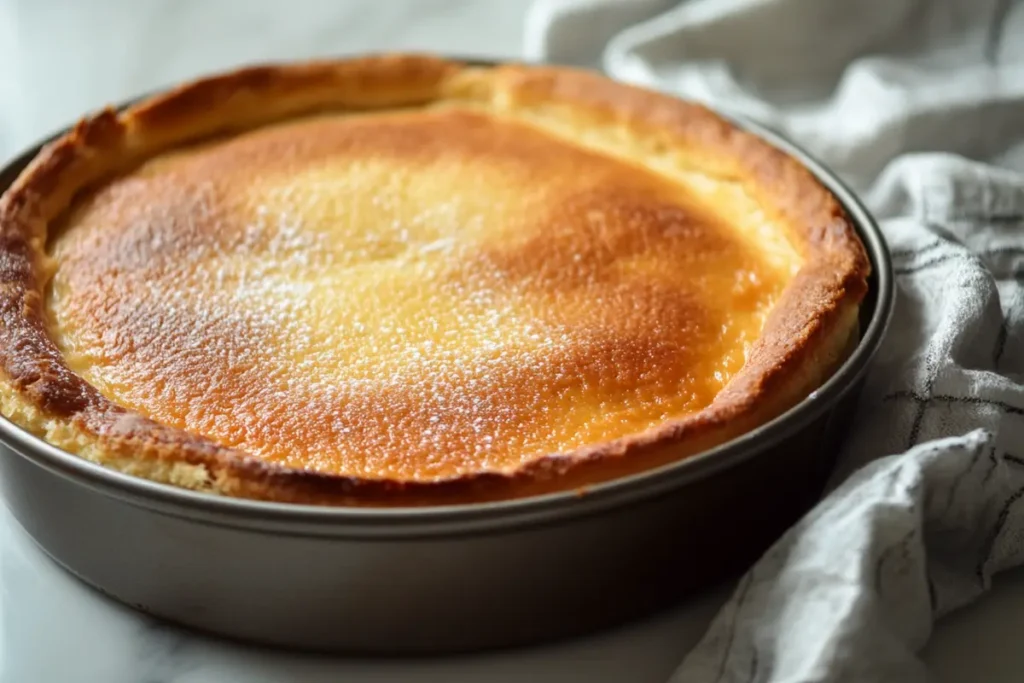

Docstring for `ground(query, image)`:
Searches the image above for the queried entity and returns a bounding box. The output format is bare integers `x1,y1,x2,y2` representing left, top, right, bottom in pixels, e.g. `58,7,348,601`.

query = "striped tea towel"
526,0,1024,680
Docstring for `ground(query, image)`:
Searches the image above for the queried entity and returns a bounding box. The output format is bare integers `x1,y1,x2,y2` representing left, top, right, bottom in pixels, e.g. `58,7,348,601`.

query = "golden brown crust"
0,54,870,506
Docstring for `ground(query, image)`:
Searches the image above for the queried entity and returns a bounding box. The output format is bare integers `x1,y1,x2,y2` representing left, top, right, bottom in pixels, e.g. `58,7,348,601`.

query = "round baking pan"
0,59,894,655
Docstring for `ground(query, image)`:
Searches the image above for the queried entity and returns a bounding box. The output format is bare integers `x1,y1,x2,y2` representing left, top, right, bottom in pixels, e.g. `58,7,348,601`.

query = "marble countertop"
0,1,1023,680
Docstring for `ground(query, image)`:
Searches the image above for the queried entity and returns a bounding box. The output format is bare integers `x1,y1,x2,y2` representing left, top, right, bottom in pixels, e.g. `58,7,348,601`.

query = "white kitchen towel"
527,1,1024,681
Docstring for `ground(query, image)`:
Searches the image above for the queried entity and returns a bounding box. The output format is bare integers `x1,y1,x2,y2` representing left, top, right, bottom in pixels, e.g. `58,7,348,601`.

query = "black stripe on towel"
885,391,1024,416
976,483,1024,583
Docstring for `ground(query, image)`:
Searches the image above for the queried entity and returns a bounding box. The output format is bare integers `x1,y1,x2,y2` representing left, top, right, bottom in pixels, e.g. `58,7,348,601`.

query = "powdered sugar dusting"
48,109,791,480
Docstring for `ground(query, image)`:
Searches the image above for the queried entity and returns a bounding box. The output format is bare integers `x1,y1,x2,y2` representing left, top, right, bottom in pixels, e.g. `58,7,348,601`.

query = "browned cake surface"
0,56,869,504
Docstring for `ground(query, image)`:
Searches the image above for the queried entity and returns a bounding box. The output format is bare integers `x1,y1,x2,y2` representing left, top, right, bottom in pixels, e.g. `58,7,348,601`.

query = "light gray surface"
0,0,1021,680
